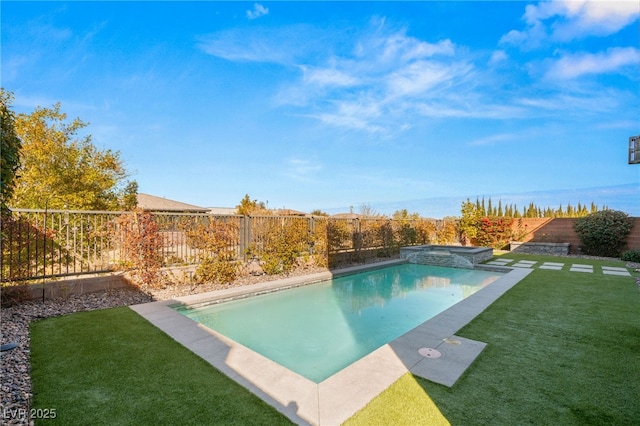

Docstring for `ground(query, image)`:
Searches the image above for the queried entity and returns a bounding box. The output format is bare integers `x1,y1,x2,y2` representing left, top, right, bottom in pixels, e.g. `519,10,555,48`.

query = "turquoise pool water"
175,264,502,383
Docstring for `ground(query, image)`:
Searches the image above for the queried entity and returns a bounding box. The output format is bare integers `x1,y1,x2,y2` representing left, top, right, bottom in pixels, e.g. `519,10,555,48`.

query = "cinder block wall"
513,217,640,254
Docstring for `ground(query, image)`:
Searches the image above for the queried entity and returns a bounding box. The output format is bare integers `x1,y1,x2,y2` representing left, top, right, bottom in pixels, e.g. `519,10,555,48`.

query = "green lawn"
30,307,292,425
348,255,640,425
31,255,640,425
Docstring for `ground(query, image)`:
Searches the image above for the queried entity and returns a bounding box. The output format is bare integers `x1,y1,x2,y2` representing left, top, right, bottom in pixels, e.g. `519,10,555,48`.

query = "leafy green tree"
1,90,21,211
11,102,136,210
120,181,139,210
459,199,480,245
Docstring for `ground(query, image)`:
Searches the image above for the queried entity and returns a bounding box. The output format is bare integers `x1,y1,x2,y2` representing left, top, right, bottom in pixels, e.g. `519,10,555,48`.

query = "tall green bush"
574,210,632,257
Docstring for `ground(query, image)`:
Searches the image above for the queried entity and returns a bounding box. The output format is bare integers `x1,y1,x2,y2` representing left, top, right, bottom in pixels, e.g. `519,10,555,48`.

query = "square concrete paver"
539,262,564,270
410,335,486,387
602,266,631,276
487,258,513,265
570,264,593,273
512,260,537,268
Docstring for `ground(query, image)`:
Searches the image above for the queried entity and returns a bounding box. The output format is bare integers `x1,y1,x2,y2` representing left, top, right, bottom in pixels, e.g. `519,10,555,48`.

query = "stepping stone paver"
539,262,564,270
485,258,631,276
602,266,629,271
487,258,513,265
601,266,631,277
570,264,593,273
512,261,537,268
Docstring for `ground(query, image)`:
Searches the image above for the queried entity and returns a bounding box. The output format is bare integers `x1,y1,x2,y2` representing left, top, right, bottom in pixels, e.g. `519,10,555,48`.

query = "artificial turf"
30,255,640,425
348,257,640,425
30,307,292,425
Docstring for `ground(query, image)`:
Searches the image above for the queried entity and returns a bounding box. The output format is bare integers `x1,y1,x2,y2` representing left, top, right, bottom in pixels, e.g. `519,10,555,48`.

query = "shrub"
185,218,239,284
376,220,396,257
115,209,163,288
621,249,640,263
195,256,238,284
414,219,436,244
574,210,632,258
474,217,515,249
435,220,458,245
261,218,309,275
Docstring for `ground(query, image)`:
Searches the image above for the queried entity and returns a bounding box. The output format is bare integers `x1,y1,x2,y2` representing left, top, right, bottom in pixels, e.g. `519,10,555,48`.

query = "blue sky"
2,1,639,217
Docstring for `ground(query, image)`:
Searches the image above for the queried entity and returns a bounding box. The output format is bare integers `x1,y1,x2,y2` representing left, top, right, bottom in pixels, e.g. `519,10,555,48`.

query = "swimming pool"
174,263,502,382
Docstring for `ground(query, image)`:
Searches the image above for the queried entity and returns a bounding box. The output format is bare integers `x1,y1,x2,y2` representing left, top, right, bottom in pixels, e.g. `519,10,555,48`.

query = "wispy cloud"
544,47,640,79
467,133,521,147
198,25,323,65
300,66,360,88
247,3,269,20
278,23,467,133
199,11,637,135
284,158,322,181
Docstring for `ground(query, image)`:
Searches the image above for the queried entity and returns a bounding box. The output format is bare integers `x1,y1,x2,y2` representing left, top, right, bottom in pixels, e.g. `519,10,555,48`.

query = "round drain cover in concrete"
418,347,441,358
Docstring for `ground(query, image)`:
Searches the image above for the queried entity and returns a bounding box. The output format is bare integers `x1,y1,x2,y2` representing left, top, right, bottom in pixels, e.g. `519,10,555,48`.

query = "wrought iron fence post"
42,203,47,302
239,215,250,261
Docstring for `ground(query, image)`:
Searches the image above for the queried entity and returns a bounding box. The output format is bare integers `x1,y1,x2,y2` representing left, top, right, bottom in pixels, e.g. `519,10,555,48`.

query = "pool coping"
130,260,532,426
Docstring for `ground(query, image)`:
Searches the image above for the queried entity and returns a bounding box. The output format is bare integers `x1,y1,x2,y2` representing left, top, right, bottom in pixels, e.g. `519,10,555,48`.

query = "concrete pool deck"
130,261,532,426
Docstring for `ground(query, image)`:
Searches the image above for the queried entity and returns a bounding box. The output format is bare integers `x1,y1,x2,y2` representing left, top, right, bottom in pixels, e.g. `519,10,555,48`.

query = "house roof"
274,208,308,216
137,193,209,212
331,212,362,219
208,207,238,215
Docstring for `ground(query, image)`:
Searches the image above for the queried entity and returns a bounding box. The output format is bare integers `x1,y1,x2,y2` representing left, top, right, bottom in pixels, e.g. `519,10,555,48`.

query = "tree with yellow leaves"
10,99,137,210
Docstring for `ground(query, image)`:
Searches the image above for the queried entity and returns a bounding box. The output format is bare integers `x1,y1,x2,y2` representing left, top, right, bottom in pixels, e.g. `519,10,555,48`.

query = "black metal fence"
1,209,459,282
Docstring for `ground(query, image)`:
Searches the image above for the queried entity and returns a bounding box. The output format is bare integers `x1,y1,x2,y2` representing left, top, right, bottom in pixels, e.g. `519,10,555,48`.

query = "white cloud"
278,25,464,133
502,0,639,47
545,47,640,79
247,3,269,20
301,66,360,87
489,50,508,64
386,61,457,98
557,0,639,38
199,12,636,136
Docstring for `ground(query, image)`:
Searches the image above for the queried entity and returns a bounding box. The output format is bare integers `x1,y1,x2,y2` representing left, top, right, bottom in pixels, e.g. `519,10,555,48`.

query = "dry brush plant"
260,217,311,275
185,217,240,284
114,209,163,288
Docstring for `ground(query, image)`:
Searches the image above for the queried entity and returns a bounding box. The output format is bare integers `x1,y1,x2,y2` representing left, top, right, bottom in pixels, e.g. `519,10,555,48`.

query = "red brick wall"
513,217,640,254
